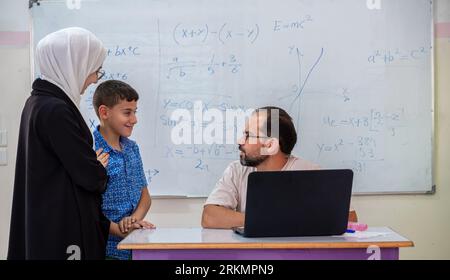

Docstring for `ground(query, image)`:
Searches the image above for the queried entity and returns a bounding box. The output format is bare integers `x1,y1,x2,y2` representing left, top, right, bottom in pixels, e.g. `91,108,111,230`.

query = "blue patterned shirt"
93,126,148,260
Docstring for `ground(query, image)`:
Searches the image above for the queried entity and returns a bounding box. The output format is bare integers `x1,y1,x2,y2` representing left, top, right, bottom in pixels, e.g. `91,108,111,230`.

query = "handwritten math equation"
172,16,313,46
368,46,431,64
166,54,242,79
273,15,313,32
317,136,377,159
322,108,405,135
145,168,160,183
106,45,140,57
161,98,248,112
173,22,259,45
164,144,239,160
316,135,386,175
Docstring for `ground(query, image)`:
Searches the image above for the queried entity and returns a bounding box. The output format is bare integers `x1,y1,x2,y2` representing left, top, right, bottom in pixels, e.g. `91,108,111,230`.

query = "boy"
93,80,154,260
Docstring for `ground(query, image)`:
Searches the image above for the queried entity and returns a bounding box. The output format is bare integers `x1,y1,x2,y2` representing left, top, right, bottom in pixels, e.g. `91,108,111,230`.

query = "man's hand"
96,148,109,168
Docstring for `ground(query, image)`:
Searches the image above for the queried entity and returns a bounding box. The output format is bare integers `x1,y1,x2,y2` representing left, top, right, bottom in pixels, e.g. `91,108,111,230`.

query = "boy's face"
100,99,138,137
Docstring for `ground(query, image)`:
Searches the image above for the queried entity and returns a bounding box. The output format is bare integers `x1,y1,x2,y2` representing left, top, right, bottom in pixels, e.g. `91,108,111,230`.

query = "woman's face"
81,68,102,94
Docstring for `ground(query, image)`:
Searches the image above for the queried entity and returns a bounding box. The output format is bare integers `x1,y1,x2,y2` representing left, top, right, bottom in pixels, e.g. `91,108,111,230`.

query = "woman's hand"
119,216,136,233
96,148,109,168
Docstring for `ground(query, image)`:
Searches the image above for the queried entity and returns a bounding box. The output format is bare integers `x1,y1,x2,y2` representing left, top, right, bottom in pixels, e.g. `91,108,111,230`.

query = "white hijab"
36,27,107,108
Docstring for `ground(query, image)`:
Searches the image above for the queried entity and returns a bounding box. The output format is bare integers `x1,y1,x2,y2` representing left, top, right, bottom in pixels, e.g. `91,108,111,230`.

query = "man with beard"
201,106,321,229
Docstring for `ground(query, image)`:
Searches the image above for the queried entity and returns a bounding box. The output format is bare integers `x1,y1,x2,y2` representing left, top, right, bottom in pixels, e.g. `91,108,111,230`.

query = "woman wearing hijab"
8,27,110,260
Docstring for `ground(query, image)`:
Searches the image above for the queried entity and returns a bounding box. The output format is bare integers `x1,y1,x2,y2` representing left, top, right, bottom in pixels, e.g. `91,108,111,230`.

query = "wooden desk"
118,227,413,260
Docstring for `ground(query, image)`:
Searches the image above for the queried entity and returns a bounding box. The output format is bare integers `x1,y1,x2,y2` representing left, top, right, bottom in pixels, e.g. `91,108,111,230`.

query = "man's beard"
239,146,268,167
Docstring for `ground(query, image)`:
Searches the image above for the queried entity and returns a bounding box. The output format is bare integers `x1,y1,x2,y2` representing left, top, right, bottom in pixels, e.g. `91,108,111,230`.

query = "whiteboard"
31,0,434,196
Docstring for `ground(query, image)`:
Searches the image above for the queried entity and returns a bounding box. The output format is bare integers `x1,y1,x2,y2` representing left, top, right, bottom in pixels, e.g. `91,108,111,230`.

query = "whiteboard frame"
28,0,437,197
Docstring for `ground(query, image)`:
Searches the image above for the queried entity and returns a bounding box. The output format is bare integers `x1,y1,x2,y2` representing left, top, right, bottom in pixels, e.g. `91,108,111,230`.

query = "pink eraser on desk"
347,222,368,231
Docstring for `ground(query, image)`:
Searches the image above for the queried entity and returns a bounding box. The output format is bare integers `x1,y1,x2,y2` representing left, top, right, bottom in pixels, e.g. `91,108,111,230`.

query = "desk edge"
118,241,414,250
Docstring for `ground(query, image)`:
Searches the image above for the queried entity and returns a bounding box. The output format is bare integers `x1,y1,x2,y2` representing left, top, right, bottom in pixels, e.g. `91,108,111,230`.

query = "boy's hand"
96,148,109,168
133,220,156,230
119,216,156,233
120,222,154,238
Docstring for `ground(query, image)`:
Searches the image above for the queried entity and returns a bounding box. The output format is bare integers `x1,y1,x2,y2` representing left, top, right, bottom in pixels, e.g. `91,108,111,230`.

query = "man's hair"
254,106,297,155
93,80,139,117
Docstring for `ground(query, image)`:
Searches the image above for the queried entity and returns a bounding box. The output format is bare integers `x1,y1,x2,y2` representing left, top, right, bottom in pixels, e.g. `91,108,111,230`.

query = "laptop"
233,169,353,237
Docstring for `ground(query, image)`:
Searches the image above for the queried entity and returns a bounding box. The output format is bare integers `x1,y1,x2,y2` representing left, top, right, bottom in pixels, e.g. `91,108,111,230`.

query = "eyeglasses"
242,131,270,142
96,68,105,80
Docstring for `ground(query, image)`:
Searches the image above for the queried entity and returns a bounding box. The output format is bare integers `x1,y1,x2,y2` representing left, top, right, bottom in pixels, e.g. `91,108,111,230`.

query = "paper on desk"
339,231,391,239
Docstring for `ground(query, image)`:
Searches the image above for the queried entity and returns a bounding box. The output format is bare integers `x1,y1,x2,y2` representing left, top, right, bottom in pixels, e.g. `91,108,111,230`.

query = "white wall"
1,0,449,259
0,0,31,260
